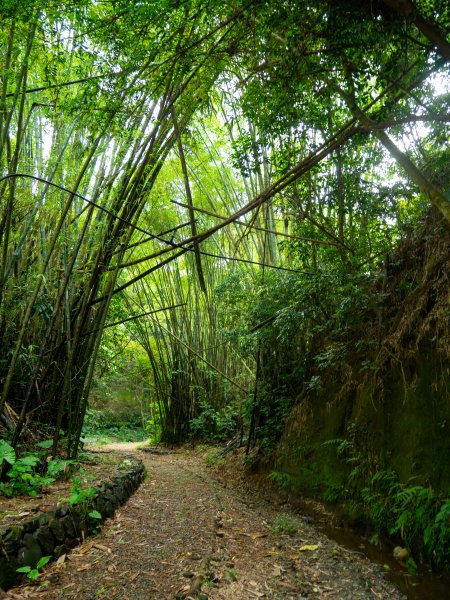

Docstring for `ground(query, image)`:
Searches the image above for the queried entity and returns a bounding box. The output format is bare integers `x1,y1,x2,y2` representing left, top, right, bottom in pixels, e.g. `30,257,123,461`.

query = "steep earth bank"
265,212,450,568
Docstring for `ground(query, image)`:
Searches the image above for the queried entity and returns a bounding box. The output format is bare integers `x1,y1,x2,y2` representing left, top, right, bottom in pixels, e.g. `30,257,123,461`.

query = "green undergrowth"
273,512,300,535
82,429,147,444
359,472,450,572
324,434,450,572
0,439,79,497
82,408,147,443
189,401,239,442
270,459,450,572
199,444,225,467
268,470,297,491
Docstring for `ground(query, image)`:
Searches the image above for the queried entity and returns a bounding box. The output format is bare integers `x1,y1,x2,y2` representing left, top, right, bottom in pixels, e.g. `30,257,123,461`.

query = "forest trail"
16,444,404,600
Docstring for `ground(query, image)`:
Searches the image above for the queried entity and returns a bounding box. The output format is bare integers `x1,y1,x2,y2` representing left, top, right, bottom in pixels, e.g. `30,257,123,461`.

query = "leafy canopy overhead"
0,0,448,452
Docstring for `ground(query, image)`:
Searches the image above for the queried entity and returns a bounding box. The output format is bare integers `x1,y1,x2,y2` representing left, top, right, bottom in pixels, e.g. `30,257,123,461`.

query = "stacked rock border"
0,456,145,590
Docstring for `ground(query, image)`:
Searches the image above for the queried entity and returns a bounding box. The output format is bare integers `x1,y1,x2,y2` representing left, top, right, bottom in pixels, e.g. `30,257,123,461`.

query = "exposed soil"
2,443,405,600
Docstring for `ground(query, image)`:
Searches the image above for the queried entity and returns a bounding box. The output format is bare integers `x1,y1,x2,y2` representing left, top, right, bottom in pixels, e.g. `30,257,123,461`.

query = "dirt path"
11,444,404,599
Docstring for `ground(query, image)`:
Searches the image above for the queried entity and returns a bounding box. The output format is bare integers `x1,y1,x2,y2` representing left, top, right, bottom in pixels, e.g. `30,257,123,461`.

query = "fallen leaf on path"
278,581,300,591
272,565,282,577
299,544,319,552
245,589,265,598
77,563,93,572
79,541,111,555
130,571,140,581
241,531,268,540
55,553,67,567
92,542,111,553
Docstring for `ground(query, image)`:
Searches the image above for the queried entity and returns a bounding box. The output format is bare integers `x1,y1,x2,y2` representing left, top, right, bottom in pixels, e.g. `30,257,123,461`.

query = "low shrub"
0,439,77,497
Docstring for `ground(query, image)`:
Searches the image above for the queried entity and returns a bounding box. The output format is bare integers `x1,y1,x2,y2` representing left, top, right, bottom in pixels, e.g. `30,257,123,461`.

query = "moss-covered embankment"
275,351,450,497
270,213,450,567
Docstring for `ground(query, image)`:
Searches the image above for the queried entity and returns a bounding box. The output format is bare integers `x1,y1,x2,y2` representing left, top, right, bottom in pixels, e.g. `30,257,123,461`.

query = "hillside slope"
269,211,450,566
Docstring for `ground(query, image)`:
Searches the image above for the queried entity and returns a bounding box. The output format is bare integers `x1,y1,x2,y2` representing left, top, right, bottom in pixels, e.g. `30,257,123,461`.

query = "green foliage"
82,408,147,442
16,555,51,580
66,473,97,508
35,439,54,449
272,513,300,535
0,439,77,497
326,429,450,570
46,457,75,478
364,478,450,570
62,471,103,533
254,393,296,448
0,440,16,466
0,450,52,497
268,470,295,491
64,472,102,531
203,447,224,467
306,375,321,392
146,407,162,445
189,401,238,442
224,566,237,581
214,270,254,353
1,0,449,528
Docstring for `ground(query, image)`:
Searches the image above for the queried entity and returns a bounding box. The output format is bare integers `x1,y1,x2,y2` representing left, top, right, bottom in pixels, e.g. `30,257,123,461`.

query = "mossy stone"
18,533,42,568
53,544,67,558
50,518,65,542
0,556,20,589
34,526,55,554
2,525,24,554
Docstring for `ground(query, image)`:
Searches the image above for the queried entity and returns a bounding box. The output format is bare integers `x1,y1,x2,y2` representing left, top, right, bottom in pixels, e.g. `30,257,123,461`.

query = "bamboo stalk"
172,105,207,293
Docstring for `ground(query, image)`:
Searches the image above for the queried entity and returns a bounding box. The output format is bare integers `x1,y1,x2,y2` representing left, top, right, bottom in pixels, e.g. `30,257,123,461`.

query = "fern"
326,429,450,570
269,470,295,491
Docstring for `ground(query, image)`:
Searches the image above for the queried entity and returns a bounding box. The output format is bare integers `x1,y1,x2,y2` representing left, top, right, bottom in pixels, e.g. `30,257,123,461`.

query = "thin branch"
4,72,125,99
151,319,251,393
91,121,360,305
382,0,450,61
81,303,187,337
112,221,191,256
359,113,450,130
336,85,450,223
0,173,180,249
197,250,311,273
171,200,340,247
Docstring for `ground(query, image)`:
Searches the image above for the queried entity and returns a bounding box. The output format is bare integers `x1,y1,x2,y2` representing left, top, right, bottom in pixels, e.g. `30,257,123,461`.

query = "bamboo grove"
0,0,449,455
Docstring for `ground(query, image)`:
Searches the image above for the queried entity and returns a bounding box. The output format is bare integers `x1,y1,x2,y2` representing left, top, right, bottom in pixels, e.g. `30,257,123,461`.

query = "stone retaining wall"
0,456,145,590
